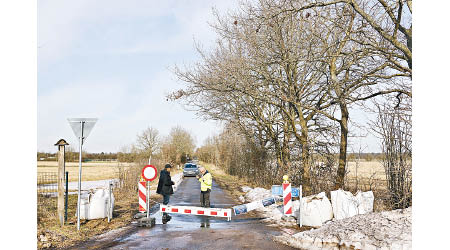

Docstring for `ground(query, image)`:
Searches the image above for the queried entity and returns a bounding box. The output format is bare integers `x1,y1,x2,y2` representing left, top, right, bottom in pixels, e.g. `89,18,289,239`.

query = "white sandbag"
301,192,333,227
80,189,114,220
331,189,359,220
355,191,374,215
78,196,90,220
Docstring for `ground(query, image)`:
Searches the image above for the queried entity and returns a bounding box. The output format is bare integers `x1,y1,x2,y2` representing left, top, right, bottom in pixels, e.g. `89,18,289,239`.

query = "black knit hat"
165,164,172,169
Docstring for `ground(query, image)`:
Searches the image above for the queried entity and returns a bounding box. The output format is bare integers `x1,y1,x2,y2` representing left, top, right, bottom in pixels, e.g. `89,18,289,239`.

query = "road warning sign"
142,165,158,182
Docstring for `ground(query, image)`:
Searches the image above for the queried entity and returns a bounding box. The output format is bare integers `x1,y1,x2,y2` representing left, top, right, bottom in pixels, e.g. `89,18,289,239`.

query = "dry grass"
346,160,385,180
37,161,133,182
202,162,255,200
344,160,387,193
37,192,143,249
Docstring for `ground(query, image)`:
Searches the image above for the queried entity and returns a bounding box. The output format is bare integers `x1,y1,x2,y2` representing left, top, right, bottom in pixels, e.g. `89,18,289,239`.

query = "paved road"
72,176,296,250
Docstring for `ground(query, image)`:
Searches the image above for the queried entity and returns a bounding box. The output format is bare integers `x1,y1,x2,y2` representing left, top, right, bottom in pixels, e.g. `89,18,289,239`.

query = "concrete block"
137,217,155,227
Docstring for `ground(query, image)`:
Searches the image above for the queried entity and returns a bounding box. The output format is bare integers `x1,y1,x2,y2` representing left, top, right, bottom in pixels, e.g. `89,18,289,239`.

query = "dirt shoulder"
37,169,182,249
201,162,252,202
37,191,163,249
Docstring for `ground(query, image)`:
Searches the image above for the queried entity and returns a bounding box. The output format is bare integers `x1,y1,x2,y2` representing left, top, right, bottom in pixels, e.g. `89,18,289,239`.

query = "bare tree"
258,0,411,189
372,96,411,209
169,0,412,195
160,126,196,165
135,126,160,164
265,0,412,81
171,3,338,194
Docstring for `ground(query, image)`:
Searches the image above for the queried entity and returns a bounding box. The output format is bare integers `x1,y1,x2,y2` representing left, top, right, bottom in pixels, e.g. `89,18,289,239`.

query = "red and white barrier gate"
283,183,293,215
138,181,147,213
160,205,232,221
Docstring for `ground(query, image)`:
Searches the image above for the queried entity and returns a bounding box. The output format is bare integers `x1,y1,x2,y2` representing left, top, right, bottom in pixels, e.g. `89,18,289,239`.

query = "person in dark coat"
157,164,175,221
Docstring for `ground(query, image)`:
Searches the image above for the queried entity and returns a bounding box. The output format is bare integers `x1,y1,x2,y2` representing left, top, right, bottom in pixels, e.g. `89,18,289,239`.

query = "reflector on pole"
67,118,98,231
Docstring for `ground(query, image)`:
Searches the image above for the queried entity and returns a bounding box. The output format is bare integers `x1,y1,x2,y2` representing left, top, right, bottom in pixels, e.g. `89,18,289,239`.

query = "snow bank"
238,186,297,227
241,186,252,193
276,207,412,250
171,172,184,192
237,186,409,249
244,187,272,202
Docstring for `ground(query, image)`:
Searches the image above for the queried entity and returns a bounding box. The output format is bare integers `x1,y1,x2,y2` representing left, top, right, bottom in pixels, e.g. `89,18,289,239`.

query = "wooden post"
55,139,69,227
65,171,69,223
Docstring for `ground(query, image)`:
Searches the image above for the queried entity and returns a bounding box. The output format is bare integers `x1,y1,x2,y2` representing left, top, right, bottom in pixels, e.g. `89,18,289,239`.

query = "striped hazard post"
283,182,293,215
138,179,147,213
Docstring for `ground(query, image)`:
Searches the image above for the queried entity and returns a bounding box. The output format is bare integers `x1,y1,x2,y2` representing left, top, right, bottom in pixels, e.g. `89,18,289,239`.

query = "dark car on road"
183,163,199,177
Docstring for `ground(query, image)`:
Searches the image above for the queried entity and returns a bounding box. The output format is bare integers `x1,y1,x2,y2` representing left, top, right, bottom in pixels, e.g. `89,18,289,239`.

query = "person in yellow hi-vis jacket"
196,167,212,207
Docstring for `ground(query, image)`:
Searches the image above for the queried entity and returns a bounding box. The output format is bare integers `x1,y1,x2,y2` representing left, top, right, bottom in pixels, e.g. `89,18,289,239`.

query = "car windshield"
184,164,197,169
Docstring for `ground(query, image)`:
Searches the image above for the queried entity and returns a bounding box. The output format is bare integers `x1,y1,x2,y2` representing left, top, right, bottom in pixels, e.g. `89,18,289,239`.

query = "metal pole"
298,185,303,227
110,182,113,219
65,171,68,223
108,181,112,222
146,181,150,218
77,122,84,231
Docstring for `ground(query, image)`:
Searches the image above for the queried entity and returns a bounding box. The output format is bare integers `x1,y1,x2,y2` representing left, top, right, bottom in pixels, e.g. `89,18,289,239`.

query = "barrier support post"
146,181,150,218
298,185,302,227
108,181,112,222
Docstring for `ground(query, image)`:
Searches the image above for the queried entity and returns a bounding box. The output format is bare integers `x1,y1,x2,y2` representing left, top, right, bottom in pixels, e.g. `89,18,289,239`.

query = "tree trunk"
300,133,311,195
335,103,349,189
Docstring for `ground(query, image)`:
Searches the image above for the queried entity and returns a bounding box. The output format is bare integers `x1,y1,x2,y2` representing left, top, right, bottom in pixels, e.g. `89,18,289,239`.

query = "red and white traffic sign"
142,165,158,181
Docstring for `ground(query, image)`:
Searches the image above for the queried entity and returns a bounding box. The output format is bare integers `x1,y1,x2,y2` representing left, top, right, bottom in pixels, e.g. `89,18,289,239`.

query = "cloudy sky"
37,0,384,153
38,0,244,153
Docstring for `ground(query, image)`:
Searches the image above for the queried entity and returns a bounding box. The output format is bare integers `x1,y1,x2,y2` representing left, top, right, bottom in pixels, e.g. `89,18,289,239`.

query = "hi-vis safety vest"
199,172,212,192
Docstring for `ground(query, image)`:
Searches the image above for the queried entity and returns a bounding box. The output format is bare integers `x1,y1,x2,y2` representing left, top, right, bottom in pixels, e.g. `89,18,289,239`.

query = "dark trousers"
162,195,171,219
163,194,170,205
200,190,210,207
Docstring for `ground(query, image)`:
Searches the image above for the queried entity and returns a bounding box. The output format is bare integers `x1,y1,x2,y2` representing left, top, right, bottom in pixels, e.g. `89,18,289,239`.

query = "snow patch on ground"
239,186,411,249
171,172,184,192
239,186,297,227
241,186,252,193
276,207,411,249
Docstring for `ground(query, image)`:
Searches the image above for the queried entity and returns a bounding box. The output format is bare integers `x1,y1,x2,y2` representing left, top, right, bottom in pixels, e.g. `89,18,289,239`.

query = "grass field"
37,161,133,182
344,160,388,192
346,160,385,180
